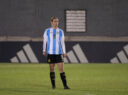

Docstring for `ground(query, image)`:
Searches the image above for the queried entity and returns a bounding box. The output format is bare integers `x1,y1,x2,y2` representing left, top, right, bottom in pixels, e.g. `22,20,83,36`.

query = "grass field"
0,63,128,95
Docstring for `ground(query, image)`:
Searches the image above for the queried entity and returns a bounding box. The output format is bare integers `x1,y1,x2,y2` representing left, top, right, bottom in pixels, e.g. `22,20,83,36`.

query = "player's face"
51,19,59,28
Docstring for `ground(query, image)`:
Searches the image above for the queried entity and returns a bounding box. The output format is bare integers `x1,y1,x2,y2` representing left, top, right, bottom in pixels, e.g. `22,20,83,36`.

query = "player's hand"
63,53,67,57
43,51,46,56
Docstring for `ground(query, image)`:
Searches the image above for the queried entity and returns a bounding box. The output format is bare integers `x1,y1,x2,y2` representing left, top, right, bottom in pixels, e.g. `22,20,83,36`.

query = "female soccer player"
43,16,70,89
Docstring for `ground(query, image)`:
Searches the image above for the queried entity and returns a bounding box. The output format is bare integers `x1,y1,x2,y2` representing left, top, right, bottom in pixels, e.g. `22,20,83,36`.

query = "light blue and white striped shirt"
43,27,66,54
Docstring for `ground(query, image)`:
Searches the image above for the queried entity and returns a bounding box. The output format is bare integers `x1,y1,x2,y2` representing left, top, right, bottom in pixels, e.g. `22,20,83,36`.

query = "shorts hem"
48,61,64,64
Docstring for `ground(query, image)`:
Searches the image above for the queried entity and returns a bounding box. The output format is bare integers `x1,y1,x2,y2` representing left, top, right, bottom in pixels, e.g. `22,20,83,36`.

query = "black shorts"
47,54,64,64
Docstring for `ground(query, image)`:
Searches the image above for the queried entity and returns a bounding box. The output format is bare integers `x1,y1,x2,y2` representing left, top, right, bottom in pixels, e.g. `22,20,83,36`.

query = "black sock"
60,72,68,87
50,72,55,87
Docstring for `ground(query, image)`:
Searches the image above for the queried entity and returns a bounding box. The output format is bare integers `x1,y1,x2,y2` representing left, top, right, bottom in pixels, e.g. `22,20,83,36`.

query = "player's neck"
52,26,58,29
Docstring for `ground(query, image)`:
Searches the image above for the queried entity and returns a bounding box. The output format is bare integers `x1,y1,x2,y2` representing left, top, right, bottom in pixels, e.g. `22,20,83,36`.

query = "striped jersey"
43,27,66,54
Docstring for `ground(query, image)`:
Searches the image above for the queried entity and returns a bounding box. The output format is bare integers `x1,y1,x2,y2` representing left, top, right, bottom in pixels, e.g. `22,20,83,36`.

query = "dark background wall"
0,0,128,37
0,42,128,63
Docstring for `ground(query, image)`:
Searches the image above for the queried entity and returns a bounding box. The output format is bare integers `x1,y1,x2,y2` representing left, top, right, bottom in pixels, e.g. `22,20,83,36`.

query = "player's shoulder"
58,28,64,33
45,28,51,32
45,28,52,35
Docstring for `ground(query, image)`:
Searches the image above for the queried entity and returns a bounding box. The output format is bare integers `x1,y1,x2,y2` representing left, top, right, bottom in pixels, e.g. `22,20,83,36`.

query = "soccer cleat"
64,86,70,89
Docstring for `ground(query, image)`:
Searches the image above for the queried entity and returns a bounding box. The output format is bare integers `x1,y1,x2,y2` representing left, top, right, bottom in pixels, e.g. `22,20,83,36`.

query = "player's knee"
50,67,55,72
59,68,64,73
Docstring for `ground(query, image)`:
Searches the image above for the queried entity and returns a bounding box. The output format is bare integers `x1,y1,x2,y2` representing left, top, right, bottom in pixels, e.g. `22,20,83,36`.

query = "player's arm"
43,30,48,56
61,30,66,57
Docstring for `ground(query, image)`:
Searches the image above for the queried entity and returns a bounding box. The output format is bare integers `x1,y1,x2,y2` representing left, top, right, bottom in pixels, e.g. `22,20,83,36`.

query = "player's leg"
49,64,56,89
57,62,64,73
57,62,70,89
49,63,55,72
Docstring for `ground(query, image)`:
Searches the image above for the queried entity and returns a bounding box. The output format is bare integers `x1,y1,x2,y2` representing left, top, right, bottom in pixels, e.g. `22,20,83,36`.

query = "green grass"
0,63,128,95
